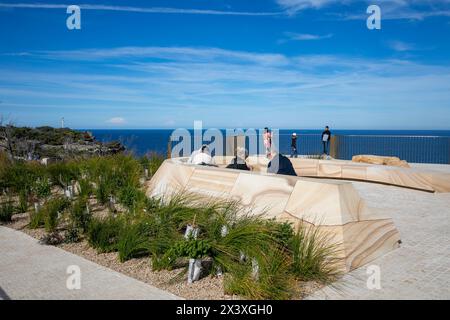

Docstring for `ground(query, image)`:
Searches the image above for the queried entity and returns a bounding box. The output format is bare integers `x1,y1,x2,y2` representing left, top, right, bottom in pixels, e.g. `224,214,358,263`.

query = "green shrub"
118,184,146,212
47,161,79,188
288,224,342,283
17,190,29,213
87,216,124,253
64,227,81,243
44,197,70,232
95,178,113,205
39,232,64,246
29,207,44,229
69,198,91,232
29,197,70,231
33,177,52,199
5,162,33,194
77,178,93,198
165,237,212,260
117,219,155,262
272,221,295,248
0,200,15,223
112,155,142,189
224,248,293,300
140,153,164,178
210,214,280,271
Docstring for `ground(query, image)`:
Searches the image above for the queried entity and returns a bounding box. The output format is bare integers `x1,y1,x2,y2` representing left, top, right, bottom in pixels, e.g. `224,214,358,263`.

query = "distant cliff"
0,125,125,160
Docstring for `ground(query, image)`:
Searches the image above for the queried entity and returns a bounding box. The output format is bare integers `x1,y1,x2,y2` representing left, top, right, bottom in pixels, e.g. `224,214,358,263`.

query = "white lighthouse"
61,117,65,129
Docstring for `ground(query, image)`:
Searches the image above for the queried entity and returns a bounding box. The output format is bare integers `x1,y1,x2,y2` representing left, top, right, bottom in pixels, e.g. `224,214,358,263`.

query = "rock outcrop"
0,125,125,160
352,155,410,168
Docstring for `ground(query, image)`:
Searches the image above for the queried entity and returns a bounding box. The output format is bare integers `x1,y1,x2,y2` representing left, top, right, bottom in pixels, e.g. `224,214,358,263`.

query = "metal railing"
333,135,450,164
169,133,450,164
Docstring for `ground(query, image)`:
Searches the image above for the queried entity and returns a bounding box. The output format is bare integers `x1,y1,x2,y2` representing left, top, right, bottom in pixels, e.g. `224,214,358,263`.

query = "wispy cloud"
388,40,416,52
276,0,339,14
106,117,126,125
29,46,290,66
0,3,282,16
279,32,333,43
275,0,450,20
1,46,450,128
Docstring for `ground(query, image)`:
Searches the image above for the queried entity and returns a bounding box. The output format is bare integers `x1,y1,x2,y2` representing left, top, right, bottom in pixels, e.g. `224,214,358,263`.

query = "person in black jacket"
267,153,297,176
291,133,298,158
321,126,331,155
226,157,250,171
226,147,250,171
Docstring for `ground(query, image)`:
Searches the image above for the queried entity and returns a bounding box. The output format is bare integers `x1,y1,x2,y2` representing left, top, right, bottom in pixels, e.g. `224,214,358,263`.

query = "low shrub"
164,237,212,260
32,177,52,199
17,190,29,213
29,207,44,229
30,197,70,231
77,178,93,198
87,216,125,253
0,200,15,223
95,178,113,205
39,232,64,246
288,224,342,283
224,248,293,300
69,198,91,232
117,219,155,262
47,161,79,188
140,153,164,178
44,197,70,232
64,227,81,243
118,184,146,212
272,221,295,248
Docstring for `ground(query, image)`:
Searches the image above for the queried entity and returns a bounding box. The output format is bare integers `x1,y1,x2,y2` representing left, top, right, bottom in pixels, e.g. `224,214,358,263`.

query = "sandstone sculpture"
147,158,402,272
352,155,410,168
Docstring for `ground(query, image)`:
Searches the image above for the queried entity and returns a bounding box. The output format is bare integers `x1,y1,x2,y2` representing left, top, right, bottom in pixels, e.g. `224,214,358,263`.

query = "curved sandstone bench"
147,158,401,272
213,156,450,193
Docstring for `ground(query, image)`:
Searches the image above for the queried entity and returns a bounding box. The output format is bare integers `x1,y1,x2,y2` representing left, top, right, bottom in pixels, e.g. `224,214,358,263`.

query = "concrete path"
307,181,450,300
0,226,181,300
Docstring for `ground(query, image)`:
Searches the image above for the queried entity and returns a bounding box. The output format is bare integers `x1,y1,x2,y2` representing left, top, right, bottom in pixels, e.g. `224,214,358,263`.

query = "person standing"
291,133,298,158
263,127,272,158
321,126,332,156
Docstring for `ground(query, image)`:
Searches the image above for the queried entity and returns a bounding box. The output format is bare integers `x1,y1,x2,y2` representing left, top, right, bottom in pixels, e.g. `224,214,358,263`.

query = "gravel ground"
4,212,321,300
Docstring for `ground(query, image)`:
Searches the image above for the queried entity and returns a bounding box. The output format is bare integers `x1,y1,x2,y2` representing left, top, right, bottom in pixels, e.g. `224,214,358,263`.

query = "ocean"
89,129,450,164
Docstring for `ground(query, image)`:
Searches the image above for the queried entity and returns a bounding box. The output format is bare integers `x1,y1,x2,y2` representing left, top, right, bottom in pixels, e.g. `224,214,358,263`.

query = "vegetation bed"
1,152,340,300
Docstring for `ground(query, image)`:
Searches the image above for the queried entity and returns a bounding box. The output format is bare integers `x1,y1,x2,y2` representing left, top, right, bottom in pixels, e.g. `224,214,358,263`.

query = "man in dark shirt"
226,157,250,171
226,147,250,171
291,133,298,158
267,153,297,176
321,126,332,156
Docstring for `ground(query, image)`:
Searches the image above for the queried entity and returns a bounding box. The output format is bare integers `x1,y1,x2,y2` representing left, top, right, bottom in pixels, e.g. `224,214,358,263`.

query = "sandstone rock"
352,155,410,168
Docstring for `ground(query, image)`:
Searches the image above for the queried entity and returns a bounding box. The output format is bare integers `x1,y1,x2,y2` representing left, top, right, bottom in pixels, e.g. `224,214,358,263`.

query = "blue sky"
0,0,450,129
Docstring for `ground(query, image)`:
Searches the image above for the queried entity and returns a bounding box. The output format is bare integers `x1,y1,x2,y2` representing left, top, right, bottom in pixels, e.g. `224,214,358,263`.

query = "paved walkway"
0,226,181,300
307,181,450,300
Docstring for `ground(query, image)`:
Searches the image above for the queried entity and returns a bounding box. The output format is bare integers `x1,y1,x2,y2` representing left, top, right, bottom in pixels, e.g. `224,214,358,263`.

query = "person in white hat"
291,133,298,158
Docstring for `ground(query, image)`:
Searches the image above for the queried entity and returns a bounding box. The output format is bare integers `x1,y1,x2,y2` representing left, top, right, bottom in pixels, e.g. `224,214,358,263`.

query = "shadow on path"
0,286,11,300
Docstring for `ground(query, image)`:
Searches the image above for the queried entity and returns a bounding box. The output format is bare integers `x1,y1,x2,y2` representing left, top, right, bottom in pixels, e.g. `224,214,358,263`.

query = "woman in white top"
192,145,215,165
263,127,272,158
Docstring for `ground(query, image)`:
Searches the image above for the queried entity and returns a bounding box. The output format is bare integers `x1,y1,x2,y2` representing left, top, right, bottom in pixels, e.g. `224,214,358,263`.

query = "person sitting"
267,153,297,176
191,145,215,166
226,147,250,171
188,146,203,164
